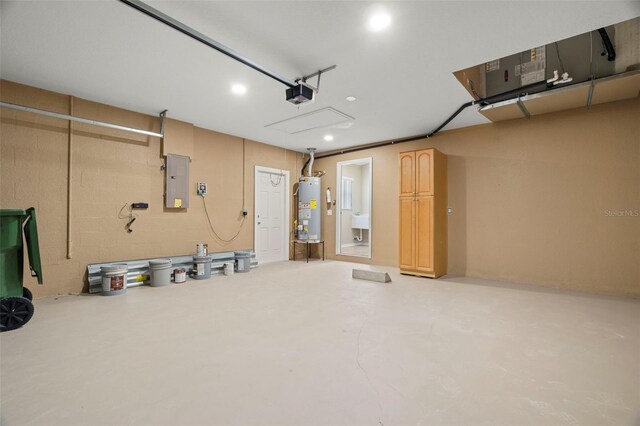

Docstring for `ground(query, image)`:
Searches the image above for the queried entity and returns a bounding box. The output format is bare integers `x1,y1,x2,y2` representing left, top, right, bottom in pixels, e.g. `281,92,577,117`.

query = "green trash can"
1,208,43,332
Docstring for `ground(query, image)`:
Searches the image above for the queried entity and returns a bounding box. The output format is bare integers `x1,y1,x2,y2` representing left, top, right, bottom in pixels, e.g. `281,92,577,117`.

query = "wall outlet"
197,182,207,196
447,207,453,215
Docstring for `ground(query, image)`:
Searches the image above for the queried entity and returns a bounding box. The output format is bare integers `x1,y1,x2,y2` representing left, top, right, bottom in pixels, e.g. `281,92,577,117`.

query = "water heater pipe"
301,156,310,176
307,148,316,177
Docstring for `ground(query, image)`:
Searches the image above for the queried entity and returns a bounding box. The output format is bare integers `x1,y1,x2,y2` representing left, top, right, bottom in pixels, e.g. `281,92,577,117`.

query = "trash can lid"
0,209,27,217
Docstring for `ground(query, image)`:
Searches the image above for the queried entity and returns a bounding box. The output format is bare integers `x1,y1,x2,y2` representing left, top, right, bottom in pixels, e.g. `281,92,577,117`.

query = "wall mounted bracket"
299,65,338,93
516,96,531,119
586,77,595,108
159,109,168,136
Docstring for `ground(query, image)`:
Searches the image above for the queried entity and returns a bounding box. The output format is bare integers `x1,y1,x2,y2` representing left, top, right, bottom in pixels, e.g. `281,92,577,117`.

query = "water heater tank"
298,176,321,241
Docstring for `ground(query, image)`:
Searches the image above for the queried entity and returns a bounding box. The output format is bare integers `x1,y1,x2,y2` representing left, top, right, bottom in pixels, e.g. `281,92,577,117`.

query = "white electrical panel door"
255,170,286,263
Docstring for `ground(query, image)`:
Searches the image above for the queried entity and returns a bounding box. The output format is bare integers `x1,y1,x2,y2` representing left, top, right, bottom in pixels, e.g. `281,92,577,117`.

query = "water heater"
298,148,321,242
298,176,321,241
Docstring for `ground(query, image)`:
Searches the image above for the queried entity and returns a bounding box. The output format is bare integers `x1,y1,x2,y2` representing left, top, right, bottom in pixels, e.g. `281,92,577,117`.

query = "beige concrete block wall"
1,80,302,298
314,98,640,297
2,80,638,298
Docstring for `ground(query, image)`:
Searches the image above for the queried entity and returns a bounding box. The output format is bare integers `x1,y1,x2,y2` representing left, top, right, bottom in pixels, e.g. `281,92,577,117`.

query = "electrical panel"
165,154,190,208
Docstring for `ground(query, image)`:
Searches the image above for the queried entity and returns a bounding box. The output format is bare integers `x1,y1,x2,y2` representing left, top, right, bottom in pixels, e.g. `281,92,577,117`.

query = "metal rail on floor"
87,251,257,293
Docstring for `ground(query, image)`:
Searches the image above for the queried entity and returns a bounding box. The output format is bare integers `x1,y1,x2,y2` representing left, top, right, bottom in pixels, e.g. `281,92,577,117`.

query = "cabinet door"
416,149,433,196
415,196,433,273
399,197,415,270
399,151,415,197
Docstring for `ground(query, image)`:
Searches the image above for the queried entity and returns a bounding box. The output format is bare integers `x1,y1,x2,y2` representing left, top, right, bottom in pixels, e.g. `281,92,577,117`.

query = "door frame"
254,166,290,263
336,157,372,259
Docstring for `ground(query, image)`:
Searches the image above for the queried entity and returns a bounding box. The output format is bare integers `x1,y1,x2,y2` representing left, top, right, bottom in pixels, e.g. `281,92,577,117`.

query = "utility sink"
351,214,369,229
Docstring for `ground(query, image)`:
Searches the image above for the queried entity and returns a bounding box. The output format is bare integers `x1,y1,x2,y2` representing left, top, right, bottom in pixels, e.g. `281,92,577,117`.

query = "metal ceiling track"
118,0,297,89
0,101,166,138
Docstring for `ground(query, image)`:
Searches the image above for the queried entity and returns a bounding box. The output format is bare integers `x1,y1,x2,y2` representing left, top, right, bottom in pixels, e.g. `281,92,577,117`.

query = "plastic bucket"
101,264,128,296
174,268,186,283
223,262,234,276
234,251,251,273
193,256,212,280
149,259,172,287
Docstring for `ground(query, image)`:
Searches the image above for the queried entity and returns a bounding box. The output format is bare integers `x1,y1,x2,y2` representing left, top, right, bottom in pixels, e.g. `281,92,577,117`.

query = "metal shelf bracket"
516,96,531,119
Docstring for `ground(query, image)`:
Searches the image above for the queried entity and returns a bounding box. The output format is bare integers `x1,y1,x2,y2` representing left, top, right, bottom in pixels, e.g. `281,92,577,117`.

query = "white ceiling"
2,1,639,153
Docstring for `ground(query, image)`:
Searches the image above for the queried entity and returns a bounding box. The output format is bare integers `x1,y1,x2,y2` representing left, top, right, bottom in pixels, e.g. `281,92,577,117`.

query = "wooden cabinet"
399,151,415,197
398,148,447,278
416,149,433,196
399,197,415,270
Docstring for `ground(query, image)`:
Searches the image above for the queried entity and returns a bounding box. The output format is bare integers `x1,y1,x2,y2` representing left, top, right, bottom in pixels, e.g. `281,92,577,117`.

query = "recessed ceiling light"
368,12,391,32
346,96,357,102
324,135,334,142
231,83,247,95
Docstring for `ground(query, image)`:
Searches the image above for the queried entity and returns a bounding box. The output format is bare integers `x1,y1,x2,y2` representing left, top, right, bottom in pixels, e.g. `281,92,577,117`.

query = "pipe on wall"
66,96,74,259
0,101,165,138
314,101,476,160
597,28,616,62
301,155,310,176
313,78,589,160
307,149,315,177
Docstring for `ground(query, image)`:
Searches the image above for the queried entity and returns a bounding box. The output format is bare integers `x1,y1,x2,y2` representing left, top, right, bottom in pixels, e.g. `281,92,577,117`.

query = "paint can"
174,268,186,283
100,264,128,296
192,255,212,280
196,243,206,257
149,259,172,287
223,262,234,276
234,251,252,273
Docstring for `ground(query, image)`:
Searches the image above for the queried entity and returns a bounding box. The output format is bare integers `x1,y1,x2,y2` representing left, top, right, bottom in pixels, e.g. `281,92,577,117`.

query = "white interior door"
255,167,289,263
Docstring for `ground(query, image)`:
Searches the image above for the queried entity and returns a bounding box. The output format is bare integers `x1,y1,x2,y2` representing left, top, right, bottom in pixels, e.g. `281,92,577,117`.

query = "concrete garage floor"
1,261,639,425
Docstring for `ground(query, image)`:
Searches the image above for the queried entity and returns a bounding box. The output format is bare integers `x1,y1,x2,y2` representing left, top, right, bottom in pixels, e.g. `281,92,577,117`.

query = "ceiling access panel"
265,107,355,134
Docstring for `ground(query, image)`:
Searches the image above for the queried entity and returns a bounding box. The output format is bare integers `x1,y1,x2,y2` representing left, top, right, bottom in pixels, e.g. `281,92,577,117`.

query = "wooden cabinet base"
400,269,444,279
